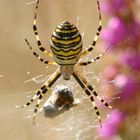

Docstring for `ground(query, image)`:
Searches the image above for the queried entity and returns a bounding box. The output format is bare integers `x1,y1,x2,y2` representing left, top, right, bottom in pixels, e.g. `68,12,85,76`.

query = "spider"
18,0,112,127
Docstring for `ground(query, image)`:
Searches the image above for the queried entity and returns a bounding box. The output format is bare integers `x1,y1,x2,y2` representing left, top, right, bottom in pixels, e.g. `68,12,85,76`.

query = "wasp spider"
18,0,112,127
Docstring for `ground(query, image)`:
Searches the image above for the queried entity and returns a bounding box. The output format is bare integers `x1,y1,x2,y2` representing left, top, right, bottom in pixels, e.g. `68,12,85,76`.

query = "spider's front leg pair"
78,0,104,66
25,0,57,66
26,0,105,67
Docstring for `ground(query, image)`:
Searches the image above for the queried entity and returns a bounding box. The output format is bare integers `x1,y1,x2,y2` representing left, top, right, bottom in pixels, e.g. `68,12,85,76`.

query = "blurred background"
0,0,140,140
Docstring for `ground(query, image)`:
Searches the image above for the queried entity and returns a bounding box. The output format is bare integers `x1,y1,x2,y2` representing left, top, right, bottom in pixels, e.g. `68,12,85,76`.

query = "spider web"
19,24,140,140
7,0,140,140
22,65,101,140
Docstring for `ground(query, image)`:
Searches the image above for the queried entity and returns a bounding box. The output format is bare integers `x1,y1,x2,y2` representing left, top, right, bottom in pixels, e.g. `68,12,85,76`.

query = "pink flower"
102,65,119,81
114,74,139,101
101,0,126,15
101,17,126,50
127,21,140,44
123,21,140,47
98,110,125,140
118,48,140,71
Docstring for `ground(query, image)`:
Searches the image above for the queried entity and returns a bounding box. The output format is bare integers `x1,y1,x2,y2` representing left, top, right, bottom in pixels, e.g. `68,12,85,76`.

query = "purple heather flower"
101,0,126,15
98,110,125,140
126,21,140,47
102,65,119,81
114,74,139,101
101,17,126,50
118,48,140,71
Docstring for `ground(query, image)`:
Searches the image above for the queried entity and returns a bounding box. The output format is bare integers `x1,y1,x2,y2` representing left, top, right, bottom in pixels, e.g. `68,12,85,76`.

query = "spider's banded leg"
73,72,102,127
81,0,102,57
32,69,61,123
16,90,41,108
76,72,112,109
78,50,105,66
17,69,61,109
25,39,57,65
33,0,52,57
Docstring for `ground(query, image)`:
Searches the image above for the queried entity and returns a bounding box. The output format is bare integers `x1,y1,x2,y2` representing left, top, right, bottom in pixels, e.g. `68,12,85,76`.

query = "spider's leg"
73,71,102,127
25,38,57,65
81,0,102,57
74,71,112,109
17,69,61,120
33,0,52,57
16,90,41,108
32,69,61,122
78,50,105,66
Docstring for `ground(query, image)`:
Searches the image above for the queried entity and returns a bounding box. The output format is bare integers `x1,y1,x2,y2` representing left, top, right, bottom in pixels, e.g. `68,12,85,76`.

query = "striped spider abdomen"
50,21,82,65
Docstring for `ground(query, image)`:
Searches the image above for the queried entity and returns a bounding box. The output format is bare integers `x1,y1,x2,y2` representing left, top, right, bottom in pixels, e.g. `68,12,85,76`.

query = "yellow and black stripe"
50,21,82,65
72,71,112,127
18,68,61,124
25,39,57,65
33,0,52,57
72,71,102,127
